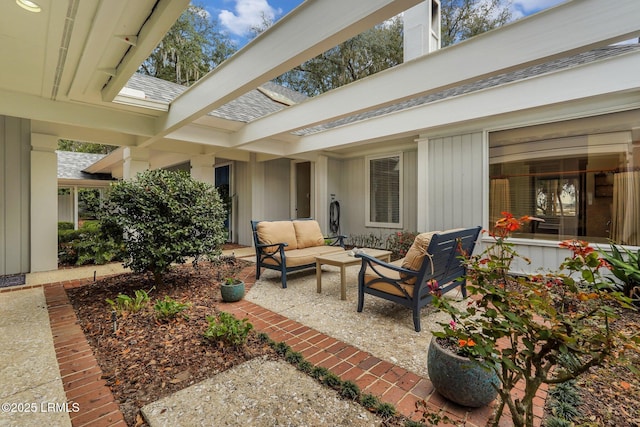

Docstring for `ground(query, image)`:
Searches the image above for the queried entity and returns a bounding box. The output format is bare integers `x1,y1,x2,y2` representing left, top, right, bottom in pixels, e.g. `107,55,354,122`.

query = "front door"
215,164,233,242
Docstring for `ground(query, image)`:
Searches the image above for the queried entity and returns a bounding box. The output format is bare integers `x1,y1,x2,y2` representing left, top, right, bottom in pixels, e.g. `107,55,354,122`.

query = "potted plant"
431,213,637,427
220,277,245,302
427,329,499,407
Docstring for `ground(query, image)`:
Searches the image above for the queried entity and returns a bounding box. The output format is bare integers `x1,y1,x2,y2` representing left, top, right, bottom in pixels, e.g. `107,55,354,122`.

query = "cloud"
511,0,566,19
218,0,282,36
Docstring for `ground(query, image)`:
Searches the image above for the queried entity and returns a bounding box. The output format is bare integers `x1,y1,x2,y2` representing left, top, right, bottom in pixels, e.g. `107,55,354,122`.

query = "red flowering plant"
432,213,638,427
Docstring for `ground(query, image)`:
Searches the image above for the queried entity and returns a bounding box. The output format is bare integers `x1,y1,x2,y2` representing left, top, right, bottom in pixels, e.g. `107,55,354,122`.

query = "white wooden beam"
288,50,640,154
101,0,191,101
0,89,156,137
145,0,421,147
231,0,640,148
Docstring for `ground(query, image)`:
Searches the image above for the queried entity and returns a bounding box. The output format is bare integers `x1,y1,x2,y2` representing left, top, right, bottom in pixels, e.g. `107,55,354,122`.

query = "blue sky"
195,0,567,48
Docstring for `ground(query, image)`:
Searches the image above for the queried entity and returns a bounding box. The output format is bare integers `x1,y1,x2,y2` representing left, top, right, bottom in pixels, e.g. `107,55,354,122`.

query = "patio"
0,253,547,426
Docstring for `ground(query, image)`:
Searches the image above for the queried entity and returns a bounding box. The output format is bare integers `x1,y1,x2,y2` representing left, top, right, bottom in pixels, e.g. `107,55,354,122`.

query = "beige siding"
427,133,484,231
1,116,30,275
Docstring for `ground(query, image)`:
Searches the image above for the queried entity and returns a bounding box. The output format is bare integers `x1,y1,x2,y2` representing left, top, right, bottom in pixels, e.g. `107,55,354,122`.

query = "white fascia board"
165,124,233,148
0,89,156,137
288,51,640,155
147,0,421,146
233,0,640,148
101,0,191,101
31,121,138,147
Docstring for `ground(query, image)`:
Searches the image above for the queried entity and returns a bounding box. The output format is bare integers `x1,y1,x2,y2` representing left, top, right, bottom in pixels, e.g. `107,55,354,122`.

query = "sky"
195,0,567,48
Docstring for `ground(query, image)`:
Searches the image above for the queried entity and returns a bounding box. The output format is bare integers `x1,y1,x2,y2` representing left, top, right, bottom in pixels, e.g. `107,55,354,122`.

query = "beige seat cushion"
398,231,440,283
364,260,415,298
257,221,298,251
261,246,345,267
293,220,325,249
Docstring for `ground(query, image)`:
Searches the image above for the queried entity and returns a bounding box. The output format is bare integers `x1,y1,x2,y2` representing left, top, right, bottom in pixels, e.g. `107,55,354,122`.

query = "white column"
31,133,58,272
417,136,430,232
190,155,215,185
250,153,265,221
314,155,329,233
122,147,149,180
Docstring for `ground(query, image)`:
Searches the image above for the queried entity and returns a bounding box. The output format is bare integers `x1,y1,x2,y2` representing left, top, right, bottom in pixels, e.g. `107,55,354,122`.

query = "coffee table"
315,248,392,300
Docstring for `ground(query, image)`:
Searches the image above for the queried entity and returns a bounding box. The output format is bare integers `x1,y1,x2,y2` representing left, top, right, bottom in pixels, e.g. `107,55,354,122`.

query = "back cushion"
293,220,325,249
257,221,298,251
401,231,440,272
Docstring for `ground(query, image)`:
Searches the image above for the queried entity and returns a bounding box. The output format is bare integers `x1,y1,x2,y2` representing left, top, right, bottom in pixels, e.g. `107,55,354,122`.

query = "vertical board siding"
1,116,30,275
428,133,484,231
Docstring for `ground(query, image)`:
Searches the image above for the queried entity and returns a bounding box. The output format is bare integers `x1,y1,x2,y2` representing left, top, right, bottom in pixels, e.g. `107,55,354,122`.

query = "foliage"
322,372,342,389
433,212,638,427
339,381,360,400
273,17,403,96
310,366,330,380
57,139,117,154
100,169,227,285
273,341,291,356
360,393,380,409
58,220,123,266
600,243,640,305
346,233,384,250
78,189,102,219
386,231,418,259
203,312,253,347
441,0,512,47
106,289,151,314
375,402,397,419
284,349,303,365
153,296,191,321
139,5,236,86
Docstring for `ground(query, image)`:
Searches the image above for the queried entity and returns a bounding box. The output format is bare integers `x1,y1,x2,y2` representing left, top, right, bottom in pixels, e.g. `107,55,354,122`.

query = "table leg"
340,265,346,300
316,261,322,293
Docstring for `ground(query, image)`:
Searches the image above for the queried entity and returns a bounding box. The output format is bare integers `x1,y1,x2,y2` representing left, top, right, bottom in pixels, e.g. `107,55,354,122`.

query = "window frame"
365,152,403,229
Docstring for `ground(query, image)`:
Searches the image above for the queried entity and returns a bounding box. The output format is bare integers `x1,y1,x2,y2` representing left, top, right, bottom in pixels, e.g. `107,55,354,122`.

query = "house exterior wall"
0,116,30,276
337,148,418,243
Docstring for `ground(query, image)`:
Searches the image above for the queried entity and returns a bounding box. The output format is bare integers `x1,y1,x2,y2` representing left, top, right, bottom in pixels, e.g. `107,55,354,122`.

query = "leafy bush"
153,296,190,320
100,169,227,285
58,221,122,266
600,243,640,305
385,230,418,259
339,381,360,400
203,312,253,346
106,289,151,314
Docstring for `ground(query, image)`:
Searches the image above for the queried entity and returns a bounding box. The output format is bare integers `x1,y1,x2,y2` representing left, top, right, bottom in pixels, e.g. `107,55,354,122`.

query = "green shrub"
106,289,151,314
58,222,74,230
544,416,573,427
100,169,227,285
297,360,313,374
339,381,360,400
273,341,291,356
385,230,418,259
360,393,380,409
153,296,190,320
375,402,397,418
284,350,304,365
58,221,122,266
310,366,329,380
322,372,342,389
203,312,253,346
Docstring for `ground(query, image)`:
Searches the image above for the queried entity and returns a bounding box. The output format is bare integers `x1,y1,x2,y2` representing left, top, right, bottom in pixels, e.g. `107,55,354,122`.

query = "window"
489,111,639,245
366,153,403,228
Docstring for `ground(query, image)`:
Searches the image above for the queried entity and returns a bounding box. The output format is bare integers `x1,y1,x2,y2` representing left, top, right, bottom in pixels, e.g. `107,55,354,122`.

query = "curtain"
490,179,511,228
611,171,640,246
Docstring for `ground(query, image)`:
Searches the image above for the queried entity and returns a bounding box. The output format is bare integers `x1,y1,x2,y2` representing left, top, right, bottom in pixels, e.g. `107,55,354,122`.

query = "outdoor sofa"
251,219,345,288
356,226,481,332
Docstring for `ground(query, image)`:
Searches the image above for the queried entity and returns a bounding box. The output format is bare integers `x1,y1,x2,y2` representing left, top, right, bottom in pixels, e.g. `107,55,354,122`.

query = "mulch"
66,259,278,426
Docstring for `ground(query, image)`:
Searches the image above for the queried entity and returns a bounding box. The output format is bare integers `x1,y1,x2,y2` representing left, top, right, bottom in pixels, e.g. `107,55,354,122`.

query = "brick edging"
43,283,127,427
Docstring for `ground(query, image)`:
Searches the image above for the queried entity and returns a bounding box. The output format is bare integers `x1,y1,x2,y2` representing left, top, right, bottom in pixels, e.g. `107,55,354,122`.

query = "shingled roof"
125,74,308,122
57,151,113,182
123,45,639,136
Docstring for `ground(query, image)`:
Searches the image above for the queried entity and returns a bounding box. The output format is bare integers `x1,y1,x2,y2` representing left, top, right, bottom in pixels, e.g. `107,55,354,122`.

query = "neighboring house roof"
293,44,640,136
125,74,308,123
57,151,114,182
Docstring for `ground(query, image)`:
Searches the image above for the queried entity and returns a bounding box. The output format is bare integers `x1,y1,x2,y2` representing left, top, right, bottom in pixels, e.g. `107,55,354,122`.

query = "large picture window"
366,153,403,228
489,112,640,245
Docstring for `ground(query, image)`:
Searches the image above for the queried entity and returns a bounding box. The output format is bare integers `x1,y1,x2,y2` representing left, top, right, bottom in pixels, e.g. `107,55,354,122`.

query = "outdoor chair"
356,226,481,332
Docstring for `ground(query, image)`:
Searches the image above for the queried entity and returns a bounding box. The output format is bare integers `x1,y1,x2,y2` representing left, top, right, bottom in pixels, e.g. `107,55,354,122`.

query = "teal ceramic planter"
427,336,499,407
220,279,245,302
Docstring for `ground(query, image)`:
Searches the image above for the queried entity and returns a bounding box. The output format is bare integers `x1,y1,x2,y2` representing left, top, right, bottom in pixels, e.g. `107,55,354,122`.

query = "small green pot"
220,279,245,302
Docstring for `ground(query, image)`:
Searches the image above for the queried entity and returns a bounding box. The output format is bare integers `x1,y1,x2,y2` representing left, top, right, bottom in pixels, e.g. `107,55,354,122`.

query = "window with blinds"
365,153,403,228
